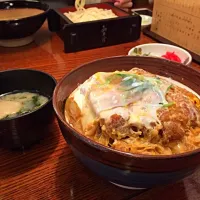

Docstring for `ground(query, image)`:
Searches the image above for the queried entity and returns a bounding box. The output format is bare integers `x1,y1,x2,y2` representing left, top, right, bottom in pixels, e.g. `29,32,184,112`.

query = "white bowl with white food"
128,43,192,66
131,12,152,29
140,14,152,29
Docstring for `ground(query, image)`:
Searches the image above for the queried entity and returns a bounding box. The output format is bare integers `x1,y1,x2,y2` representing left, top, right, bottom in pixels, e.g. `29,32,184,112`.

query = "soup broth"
0,8,44,21
0,91,49,120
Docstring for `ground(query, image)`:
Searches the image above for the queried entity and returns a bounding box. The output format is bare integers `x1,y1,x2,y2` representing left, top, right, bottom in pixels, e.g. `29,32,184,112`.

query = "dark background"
41,0,73,8
40,0,148,9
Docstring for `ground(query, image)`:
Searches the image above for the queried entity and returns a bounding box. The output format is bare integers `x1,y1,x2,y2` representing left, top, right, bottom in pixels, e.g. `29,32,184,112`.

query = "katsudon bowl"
53,56,200,189
0,0,49,47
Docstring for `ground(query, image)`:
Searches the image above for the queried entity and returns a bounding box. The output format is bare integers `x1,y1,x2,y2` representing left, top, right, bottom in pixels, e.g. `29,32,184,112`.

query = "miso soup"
0,91,49,120
0,8,44,21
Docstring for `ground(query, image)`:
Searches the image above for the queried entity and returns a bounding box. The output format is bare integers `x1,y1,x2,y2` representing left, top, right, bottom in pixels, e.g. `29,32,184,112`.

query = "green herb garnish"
132,48,151,57
120,78,137,88
105,73,142,85
143,52,151,56
133,48,142,55
115,73,130,78
166,84,173,92
162,102,175,108
19,96,26,99
32,95,41,107
2,115,10,120
116,73,145,81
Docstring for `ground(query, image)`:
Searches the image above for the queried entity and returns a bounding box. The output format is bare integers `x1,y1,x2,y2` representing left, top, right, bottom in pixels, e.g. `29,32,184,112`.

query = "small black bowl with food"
0,0,49,47
0,69,56,149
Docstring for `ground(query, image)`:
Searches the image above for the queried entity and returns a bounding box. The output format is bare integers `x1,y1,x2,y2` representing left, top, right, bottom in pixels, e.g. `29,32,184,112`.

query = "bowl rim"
128,43,192,66
0,68,57,121
0,0,50,23
53,55,200,160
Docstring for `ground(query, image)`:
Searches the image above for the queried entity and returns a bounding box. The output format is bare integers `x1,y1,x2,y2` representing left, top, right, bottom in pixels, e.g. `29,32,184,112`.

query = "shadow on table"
0,119,59,179
55,147,145,200
0,26,52,54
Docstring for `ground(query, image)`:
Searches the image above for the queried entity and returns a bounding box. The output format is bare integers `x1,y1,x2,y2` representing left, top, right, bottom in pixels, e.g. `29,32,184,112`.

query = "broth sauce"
0,91,49,120
0,8,44,21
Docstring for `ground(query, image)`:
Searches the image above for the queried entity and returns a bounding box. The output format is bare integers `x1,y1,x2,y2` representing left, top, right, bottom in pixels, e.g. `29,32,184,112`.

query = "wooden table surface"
1,22,200,200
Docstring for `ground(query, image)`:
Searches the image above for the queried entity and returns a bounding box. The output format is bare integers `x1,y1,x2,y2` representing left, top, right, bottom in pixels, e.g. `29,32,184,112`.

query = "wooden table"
1,23,200,200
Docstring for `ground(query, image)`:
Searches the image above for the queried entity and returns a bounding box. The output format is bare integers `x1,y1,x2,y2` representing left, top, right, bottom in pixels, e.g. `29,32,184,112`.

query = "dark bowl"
53,56,200,189
0,69,56,149
0,0,49,47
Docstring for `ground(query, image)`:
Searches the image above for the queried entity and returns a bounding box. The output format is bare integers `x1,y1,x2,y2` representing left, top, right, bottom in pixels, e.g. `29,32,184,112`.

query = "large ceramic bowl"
0,69,56,149
0,0,49,47
53,56,200,189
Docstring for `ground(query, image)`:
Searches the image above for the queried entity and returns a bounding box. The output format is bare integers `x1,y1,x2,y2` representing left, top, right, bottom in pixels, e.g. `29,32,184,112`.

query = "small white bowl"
132,12,152,30
140,15,152,29
128,43,192,66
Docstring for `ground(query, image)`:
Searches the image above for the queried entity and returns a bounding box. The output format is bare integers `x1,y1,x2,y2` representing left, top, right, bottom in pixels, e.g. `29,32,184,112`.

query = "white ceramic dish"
128,43,192,66
132,13,152,29
140,14,152,28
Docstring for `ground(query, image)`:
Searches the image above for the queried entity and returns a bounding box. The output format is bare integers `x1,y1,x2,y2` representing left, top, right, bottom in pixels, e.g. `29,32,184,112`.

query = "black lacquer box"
48,3,141,53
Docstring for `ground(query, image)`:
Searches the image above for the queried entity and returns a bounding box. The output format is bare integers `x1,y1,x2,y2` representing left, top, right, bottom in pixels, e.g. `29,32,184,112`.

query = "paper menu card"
151,0,200,56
